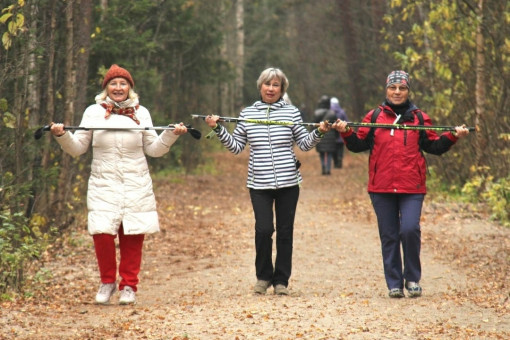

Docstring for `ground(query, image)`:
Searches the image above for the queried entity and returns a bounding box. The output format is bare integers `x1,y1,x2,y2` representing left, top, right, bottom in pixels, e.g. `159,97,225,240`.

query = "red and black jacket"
341,103,458,194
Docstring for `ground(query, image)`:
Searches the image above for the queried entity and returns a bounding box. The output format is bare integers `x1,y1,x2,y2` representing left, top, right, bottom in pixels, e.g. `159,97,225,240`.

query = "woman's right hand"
205,115,220,128
50,122,66,136
333,119,349,133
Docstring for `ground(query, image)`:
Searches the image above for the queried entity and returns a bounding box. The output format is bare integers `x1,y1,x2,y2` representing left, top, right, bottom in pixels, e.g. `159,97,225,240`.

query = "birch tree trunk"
26,2,41,217
27,2,40,128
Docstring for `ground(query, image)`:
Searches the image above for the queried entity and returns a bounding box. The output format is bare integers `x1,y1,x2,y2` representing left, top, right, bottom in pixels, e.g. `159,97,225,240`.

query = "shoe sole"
94,291,115,305
119,301,136,305
388,289,405,298
407,291,422,298
95,299,113,304
389,294,405,298
274,291,289,296
253,287,269,294
274,285,289,295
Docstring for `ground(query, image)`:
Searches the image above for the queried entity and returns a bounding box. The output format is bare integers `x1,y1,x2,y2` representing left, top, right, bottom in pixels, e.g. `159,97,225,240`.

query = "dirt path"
1,148,509,339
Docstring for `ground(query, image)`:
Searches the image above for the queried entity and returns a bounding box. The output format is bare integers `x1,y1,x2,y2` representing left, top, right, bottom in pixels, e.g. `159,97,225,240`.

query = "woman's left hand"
205,115,220,128
172,122,188,135
454,124,470,138
318,120,332,134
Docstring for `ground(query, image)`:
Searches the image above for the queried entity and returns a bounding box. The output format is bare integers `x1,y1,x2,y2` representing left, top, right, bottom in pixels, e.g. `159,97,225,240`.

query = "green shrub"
0,210,41,294
0,174,53,296
461,166,510,227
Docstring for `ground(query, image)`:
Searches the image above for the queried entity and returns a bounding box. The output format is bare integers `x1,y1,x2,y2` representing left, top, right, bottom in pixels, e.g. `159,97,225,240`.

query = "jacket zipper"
390,114,401,136
266,105,279,188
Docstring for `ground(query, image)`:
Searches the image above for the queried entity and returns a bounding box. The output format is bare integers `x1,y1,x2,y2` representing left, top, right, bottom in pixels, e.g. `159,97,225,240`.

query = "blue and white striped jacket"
215,99,322,189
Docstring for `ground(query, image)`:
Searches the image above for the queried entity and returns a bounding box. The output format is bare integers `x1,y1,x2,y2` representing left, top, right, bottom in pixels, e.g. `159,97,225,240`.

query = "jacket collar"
381,101,419,123
254,98,286,111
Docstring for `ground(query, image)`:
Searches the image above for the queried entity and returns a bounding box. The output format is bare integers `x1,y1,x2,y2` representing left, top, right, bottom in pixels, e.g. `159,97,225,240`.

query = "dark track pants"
369,193,424,290
333,142,344,168
319,152,333,174
249,185,299,287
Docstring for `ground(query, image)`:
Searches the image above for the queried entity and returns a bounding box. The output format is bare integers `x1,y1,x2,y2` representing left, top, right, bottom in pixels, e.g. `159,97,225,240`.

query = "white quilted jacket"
54,104,179,235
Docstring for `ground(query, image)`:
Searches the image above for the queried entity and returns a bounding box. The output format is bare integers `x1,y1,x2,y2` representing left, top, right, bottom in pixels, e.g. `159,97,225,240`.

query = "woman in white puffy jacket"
51,64,187,305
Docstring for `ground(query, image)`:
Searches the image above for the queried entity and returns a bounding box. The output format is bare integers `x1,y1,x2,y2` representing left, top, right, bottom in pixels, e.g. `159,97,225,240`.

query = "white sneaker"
119,286,136,305
95,283,116,304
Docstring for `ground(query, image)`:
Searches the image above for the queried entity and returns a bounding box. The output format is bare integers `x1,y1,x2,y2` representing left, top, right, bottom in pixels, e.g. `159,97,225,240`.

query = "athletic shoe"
253,280,271,294
95,283,116,304
405,281,422,297
388,288,405,298
274,284,290,296
119,286,136,305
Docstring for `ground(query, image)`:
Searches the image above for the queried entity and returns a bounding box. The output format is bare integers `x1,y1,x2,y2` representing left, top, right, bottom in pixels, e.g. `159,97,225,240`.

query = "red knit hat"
102,64,134,89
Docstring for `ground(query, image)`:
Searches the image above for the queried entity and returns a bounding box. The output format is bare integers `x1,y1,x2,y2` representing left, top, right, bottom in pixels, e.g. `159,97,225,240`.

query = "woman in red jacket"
334,70,469,298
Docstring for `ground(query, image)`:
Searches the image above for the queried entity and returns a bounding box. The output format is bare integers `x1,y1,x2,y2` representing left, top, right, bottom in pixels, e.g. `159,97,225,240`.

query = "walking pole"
191,114,475,132
34,124,202,140
343,122,476,132
191,114,320,128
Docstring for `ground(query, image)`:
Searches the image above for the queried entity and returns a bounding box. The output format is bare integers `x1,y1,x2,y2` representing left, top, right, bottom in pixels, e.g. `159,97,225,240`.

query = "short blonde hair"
256,67,289,96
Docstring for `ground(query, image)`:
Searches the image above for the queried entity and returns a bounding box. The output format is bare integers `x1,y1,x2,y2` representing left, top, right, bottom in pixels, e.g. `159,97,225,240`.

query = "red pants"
92,224,145,292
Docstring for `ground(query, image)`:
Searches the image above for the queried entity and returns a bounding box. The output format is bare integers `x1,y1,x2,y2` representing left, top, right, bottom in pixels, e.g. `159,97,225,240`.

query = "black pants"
249,185,300,287
333,142,344,168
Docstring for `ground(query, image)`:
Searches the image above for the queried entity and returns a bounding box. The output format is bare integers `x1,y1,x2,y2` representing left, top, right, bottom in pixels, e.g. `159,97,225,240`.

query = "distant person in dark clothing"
314,95,337,175
330,97,348,168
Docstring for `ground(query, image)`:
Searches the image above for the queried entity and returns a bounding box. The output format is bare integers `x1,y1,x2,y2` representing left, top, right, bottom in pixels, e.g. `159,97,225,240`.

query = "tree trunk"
41,0,57,171
474,0,486,169
235,0,244,111
36,0,58,220
218,1,231,115
64,1,76,125
74,0,92,117
100,0,108,21
338,0,364,118
13,35,25,189
27,2,40,129
26,2,41,217
54,0,76,220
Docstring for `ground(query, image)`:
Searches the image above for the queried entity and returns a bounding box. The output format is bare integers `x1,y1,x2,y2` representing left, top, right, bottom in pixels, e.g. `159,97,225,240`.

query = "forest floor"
1,147,509,339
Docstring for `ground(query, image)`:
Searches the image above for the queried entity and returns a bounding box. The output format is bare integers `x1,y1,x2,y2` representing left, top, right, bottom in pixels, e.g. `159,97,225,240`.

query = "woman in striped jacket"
206,67,331,295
